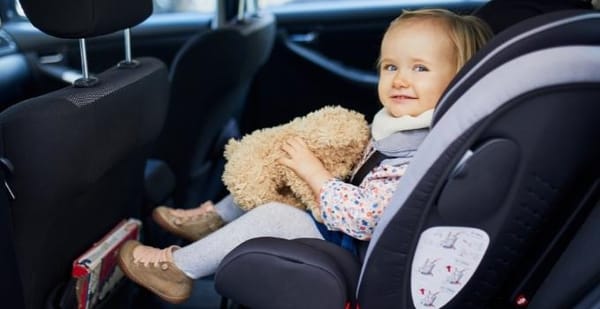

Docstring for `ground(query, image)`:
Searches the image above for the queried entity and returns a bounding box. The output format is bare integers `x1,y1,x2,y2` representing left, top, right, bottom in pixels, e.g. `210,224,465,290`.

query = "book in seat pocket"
72,218,142,309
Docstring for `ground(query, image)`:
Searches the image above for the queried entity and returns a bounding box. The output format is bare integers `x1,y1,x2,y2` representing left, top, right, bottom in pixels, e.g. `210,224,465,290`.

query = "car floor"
153,277,224,309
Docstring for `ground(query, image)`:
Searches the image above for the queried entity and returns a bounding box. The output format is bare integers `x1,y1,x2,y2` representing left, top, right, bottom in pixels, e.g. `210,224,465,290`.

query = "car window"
15,0,490,16
14,0,349,15
152,0,412,14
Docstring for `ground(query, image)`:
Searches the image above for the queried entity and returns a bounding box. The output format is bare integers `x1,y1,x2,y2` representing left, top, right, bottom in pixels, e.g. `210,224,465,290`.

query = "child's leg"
173,202,323,279
213,194,245,223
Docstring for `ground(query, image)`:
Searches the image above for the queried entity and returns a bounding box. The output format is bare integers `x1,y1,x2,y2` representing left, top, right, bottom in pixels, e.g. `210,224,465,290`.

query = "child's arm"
277,137,333,199
279,137,407,240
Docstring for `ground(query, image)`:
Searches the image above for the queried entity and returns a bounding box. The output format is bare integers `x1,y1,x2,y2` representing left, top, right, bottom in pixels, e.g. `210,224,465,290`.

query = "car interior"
0,0,597,308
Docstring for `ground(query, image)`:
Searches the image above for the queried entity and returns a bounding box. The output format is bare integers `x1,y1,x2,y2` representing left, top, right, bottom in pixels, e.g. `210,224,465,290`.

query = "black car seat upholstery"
527,182,599,309
214,10,600,309
0,155,24,309
153,0,276,208
0,0,169,308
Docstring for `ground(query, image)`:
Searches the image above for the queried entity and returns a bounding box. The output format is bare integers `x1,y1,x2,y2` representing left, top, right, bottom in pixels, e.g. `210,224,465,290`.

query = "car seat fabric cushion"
216,237,360,309
358,45,600,308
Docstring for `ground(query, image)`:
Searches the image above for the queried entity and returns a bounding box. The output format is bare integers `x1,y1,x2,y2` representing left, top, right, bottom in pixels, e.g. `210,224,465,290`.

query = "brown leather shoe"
152,202,225,241
118,240,192,304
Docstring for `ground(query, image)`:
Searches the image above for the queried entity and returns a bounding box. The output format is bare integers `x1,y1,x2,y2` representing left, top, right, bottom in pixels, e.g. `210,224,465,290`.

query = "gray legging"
172,202,324,279
212,194,246,223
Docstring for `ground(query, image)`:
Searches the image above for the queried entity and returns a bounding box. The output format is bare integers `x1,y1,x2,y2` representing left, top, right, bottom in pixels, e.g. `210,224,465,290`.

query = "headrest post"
124,28,132,63
212,0,226,29
79,39,89,80
118,28,140,69
237,0,246,23
247,0,259,17
249,0,259,16
73,39,99,87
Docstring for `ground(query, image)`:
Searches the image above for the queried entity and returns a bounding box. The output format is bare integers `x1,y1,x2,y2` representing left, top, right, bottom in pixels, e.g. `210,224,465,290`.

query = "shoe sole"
117,243,190,304
152,210,199,242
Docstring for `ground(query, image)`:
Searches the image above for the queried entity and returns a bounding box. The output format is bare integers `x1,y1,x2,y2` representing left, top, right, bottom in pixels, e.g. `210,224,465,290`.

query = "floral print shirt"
318,143,409,240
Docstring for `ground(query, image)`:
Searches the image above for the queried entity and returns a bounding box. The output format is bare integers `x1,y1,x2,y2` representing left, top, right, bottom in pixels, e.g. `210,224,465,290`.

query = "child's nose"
392,72,408,88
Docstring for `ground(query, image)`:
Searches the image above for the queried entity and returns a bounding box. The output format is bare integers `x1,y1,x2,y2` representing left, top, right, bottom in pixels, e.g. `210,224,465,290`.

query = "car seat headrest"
433,9,600,125
473,0,592,34
19,0,152,39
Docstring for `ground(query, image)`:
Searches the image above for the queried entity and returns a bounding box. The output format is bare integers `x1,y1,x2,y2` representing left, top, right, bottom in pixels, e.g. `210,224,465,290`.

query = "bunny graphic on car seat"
420,290,440,307
447,268,467,285
418,258,440,276
441,231,460,249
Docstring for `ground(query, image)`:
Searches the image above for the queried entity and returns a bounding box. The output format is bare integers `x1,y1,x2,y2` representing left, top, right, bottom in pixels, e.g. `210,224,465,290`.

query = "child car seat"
214,9,600,309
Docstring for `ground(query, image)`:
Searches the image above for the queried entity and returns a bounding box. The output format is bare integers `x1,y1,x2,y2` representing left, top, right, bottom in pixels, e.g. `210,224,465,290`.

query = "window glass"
153,0,215,14
152,0,387,14
15,0,476,16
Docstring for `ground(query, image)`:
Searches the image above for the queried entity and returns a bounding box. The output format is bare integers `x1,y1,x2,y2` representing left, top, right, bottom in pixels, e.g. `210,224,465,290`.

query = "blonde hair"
382,8,493,72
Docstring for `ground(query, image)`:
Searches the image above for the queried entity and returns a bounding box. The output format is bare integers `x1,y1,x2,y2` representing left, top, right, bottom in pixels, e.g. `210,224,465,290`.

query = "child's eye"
382,64,397,72
413,64,429,72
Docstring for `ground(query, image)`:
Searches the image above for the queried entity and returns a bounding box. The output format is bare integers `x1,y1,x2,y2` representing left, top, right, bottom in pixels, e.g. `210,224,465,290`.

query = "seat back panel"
2,58,168,309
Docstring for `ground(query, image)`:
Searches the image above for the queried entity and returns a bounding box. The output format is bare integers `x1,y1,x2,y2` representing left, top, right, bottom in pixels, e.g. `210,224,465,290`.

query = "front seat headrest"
19,0,153,39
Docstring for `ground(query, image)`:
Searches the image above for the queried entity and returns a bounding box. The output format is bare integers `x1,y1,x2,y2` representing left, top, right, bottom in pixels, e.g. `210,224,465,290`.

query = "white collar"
371,108,433,141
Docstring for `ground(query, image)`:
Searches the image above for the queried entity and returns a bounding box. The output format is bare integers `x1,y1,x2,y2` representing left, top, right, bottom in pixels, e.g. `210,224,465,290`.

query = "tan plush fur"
222,106,370,222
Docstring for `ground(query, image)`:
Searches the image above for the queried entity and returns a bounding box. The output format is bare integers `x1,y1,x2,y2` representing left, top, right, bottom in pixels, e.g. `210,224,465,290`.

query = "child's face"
378,19,457,117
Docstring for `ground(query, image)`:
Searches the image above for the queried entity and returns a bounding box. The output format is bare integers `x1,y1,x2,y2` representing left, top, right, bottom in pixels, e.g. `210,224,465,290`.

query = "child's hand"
278,137,333,196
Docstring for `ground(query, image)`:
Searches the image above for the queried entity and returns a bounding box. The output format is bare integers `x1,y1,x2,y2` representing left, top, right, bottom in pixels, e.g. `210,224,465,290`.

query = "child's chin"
389,109,413,118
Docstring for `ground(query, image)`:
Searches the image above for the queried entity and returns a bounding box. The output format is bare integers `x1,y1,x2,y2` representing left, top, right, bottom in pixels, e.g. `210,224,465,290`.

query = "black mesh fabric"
1,58,168,309
19,0,152,38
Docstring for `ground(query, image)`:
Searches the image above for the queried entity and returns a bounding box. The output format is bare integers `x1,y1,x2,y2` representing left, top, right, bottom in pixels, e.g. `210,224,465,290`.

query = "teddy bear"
222,105,370,222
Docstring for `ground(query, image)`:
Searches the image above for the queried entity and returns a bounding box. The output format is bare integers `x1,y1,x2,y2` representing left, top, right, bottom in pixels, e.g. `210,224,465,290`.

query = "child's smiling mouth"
390,95,417,103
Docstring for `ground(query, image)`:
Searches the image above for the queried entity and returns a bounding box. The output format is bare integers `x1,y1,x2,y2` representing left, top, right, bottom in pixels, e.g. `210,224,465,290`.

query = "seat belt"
350,150,391,186
349,150,392,261
0,131,25,308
